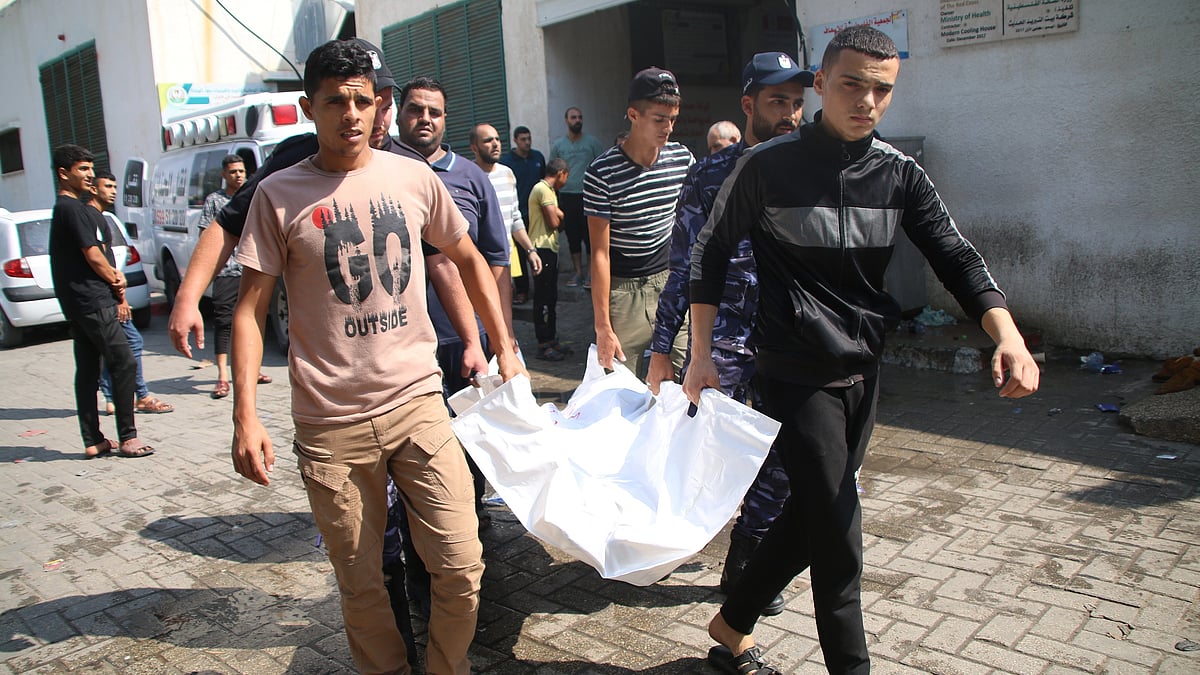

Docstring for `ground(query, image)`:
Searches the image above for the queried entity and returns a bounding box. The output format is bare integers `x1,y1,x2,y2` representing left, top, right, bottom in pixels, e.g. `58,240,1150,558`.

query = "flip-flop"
117,445,155,459
85,438,115,459
212,380,230,399
257,373,272,384
707,645,781,675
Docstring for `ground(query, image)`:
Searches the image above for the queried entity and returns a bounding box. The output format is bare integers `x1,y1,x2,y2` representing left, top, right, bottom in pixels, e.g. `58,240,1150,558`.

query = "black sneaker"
762,592,786,616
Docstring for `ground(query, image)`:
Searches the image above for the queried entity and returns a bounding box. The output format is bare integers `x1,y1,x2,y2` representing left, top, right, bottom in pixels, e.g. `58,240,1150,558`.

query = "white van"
120,92,315,306
0,207,151,347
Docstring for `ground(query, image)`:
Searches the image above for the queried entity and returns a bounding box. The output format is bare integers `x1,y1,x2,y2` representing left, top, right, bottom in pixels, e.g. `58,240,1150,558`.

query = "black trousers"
721,374,877,675
558,193,589,257
69,305,137,447
532,248,559,344
211,275,240,356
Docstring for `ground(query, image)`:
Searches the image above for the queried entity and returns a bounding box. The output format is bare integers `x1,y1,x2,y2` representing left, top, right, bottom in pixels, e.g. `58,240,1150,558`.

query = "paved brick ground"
1,279,1197,674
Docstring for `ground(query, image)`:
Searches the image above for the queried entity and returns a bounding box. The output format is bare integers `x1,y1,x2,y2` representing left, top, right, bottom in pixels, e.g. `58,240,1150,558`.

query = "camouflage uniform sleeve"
650,165,705,354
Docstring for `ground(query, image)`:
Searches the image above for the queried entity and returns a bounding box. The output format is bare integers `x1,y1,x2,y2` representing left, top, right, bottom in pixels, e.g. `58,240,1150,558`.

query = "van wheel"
267,279,289,352
132,306,152,330
0,310,24,348
163,259,181,310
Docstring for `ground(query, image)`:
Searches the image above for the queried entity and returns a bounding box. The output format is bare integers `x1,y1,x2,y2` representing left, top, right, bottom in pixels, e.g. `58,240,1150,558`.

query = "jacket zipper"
840,142,867,362
838,143,848,285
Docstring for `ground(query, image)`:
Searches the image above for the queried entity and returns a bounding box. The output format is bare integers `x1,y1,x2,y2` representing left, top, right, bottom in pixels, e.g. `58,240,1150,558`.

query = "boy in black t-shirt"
48,144,154,459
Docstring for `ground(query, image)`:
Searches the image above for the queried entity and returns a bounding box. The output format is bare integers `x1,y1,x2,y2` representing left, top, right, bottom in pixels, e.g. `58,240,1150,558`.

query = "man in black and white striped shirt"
584,67,694,376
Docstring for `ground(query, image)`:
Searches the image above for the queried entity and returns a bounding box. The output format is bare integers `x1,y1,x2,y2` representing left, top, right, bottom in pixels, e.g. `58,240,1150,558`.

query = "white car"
0,207,151,348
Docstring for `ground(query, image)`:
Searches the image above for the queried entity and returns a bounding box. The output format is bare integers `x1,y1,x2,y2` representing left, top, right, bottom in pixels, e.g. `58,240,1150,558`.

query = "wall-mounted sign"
809,10,909,71
157,82,269,122
940,0,1078,47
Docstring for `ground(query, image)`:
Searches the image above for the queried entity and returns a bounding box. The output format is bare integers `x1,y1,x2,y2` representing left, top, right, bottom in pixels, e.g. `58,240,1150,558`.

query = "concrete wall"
358,0,639,156
542,6,631,152
0,0,340,211
798,1,1200,357
0,0,157,209
497,0,549,152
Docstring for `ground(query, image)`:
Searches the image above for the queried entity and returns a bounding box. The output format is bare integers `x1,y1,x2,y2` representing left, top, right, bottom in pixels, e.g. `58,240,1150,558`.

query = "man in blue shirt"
499,125,545,302
395,78,511,607
396,76,512,396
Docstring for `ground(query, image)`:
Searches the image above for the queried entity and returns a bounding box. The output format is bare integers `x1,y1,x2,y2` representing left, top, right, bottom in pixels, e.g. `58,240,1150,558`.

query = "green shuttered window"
40,42,111,175
381,0,509,151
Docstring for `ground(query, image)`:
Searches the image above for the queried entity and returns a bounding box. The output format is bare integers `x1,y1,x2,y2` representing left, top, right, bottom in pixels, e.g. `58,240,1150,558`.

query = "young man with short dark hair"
584,67,694,377
687,26,1040,673
200,153,269,399
50,145,154,459
165,40,491,394
229,39,522,674
499,124,546,301
90,170,173,415
528,157,570,360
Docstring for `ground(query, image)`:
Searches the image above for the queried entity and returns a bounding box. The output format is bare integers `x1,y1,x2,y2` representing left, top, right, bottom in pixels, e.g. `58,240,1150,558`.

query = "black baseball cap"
741,52,814,95
628,67,680,103
348,38,396,92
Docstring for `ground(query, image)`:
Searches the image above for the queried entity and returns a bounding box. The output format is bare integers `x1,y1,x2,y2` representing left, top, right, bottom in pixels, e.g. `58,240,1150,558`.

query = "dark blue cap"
741,52,814,94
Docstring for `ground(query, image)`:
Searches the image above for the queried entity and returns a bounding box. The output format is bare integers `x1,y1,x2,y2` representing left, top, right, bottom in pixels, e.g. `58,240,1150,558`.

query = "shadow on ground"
0,445,78,462
140,512,322,565
0,586,354,672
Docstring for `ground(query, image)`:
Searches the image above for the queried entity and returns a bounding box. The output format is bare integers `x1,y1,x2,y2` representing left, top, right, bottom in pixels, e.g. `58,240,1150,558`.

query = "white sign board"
940,0,1079,47
809,10,910,71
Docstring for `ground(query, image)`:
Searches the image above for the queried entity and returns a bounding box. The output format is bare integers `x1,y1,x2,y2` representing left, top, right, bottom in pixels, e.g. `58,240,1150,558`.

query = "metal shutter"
39,42,111,175
381,0,509,153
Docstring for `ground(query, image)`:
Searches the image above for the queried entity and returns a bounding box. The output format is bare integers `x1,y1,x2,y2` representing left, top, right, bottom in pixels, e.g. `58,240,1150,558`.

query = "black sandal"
536,346,565,361
708,645,781,674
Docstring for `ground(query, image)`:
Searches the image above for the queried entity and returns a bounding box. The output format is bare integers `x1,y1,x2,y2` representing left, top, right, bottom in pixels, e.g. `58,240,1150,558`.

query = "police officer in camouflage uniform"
646,52,813,616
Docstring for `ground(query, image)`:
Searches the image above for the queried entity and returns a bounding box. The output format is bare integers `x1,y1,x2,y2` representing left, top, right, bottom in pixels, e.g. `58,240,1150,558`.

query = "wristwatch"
525,248,536,256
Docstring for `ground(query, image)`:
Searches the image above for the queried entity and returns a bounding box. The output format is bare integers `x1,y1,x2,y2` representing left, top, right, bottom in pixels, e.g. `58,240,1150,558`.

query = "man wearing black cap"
583,67,694,377
647,51,812,621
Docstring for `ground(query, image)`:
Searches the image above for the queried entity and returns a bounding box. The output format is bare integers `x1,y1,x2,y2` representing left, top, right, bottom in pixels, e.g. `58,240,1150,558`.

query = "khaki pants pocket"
295,442,366,564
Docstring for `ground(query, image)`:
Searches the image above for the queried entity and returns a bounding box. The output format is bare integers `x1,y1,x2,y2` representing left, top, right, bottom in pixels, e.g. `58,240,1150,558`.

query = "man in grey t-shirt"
548,107,605,287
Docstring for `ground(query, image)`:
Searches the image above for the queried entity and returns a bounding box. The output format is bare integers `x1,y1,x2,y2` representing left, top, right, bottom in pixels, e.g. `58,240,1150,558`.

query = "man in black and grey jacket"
685,25,1041,675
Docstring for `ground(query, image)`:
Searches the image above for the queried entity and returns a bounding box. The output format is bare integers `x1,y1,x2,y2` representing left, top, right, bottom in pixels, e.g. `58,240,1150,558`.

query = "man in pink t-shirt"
229,40,523,675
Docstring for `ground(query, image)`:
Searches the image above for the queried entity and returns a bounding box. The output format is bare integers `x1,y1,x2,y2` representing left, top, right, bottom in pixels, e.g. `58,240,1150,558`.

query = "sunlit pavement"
1,284,1196,673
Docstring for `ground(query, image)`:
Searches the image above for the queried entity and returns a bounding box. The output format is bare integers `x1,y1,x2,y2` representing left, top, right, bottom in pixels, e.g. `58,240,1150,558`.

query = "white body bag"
449,346,781,586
